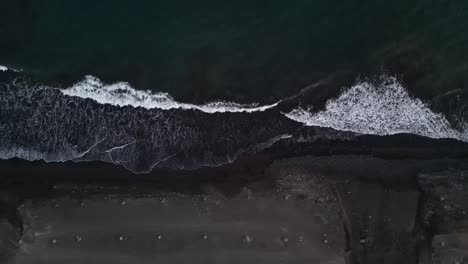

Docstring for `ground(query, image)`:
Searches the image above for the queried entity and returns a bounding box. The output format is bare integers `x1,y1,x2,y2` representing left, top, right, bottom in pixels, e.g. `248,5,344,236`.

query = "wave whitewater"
0,77,294,173
284,77,468,142
61,76,279,113
1,72,467,173
0,65,21,72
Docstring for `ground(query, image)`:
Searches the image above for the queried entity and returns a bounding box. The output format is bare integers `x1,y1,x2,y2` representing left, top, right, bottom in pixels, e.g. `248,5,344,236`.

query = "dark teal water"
2,3,468,262
1,0,468,103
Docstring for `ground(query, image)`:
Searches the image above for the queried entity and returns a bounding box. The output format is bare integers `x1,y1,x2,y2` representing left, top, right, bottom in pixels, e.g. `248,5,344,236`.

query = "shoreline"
2,152,468,263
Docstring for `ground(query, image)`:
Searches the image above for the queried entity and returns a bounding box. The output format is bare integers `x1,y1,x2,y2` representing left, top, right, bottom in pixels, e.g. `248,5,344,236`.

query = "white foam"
284,77,468,142
0,140,103,163
60,76,278,113
0,65,8,71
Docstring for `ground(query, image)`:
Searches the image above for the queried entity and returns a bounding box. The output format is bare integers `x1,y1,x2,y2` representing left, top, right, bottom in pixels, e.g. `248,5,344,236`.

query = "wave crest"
60,76,278,113
284,77,468,142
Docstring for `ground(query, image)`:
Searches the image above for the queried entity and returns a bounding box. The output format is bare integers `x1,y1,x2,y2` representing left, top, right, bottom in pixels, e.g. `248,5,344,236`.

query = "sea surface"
1,0,468,173
3,2,468,263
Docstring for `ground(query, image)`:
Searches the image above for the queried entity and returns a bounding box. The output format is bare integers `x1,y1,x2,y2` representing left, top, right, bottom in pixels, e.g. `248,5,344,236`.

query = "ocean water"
1,0,468,172
2,1,468,100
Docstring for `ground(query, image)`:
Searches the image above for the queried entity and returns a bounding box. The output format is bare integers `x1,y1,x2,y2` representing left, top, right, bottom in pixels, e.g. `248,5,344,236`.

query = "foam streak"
60,76,278,113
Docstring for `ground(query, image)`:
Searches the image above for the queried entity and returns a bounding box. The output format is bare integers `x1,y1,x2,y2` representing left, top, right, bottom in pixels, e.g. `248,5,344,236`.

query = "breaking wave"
0,65,21,72
61,76,279,113
1,72,468,173
284,77,468,142
0,65,9,71
0,78,296,173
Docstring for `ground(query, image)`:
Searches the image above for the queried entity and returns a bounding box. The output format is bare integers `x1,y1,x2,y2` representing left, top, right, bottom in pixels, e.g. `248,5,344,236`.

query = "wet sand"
2,149,468,263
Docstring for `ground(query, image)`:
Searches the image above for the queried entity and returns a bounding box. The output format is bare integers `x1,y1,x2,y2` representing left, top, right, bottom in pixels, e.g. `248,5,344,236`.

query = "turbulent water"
0,69,296,173
61,76,279,113
2,1,468,173
1,66,467,173
285,77,468,141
